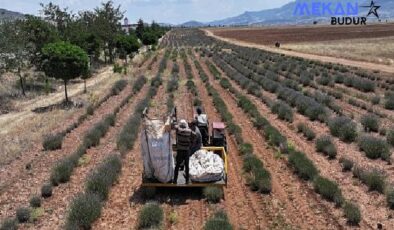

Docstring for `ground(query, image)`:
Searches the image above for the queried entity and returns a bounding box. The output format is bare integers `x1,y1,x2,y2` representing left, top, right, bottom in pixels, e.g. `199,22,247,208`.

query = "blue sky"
0,0,293,24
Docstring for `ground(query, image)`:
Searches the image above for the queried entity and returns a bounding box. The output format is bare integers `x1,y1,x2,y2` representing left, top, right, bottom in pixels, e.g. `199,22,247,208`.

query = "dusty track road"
204,29,394,74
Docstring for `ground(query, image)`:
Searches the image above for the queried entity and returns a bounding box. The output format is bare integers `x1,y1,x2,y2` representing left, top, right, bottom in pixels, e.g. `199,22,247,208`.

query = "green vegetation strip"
66,74,161,229
203,59,362,225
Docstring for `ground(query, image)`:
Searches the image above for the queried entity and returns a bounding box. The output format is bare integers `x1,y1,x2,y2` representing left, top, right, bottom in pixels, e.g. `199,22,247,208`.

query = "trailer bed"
141,146,228,188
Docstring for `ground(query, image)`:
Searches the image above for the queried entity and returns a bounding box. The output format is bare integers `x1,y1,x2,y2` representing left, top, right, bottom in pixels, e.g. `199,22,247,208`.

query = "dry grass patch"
284,36,394,65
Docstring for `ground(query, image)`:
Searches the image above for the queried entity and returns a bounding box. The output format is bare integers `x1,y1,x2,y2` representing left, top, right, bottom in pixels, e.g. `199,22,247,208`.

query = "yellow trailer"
141,146,228,188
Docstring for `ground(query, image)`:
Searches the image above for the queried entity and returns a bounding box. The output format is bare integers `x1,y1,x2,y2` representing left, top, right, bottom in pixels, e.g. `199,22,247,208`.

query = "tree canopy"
115,34,141,62
0,19,33,95
41,42,89,102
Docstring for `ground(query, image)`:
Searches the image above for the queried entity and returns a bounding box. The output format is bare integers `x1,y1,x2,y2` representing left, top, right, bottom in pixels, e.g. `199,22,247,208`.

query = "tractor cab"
211,122,227,152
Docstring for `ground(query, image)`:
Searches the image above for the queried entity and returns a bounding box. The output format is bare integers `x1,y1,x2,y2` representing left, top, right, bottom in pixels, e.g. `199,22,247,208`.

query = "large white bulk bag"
141,119,174,183
189,149,224,182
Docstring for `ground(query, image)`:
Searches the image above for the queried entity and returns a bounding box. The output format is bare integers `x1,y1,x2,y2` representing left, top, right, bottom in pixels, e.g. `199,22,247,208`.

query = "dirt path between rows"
204,29,394,74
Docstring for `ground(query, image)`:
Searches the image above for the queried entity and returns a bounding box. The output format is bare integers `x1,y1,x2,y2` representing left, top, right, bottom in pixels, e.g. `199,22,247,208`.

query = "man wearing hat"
173,119,196,184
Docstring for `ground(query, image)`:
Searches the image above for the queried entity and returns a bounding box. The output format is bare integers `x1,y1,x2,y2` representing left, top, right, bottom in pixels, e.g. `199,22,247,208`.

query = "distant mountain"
180,20,206,27
0,9,25,21
181,0,394,26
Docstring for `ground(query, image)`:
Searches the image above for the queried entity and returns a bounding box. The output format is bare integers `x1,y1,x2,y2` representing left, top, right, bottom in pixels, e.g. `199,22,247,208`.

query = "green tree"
115,34,140,64
141,32,158,46
41,42,89,103
20,15,59,68
0,20,32,96
94,1,124,63
40,2,72,37
136,19,145,39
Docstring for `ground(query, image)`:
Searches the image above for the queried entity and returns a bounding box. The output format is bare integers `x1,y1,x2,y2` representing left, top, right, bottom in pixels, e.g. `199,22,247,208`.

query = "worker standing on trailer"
195,107,209,146
173,119,195,184
190,120,202,155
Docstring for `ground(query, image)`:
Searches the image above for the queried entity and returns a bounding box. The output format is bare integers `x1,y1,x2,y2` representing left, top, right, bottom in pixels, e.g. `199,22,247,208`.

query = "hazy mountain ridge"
181,0,394,26
0,8,25,21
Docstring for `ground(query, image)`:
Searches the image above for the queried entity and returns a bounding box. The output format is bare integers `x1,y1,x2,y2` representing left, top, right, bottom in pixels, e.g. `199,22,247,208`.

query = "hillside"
0,8,25,21
182,0,394,26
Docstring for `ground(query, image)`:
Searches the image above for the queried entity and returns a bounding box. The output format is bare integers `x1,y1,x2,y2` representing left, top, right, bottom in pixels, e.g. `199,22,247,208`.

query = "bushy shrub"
358,135,390,161
297,123,316,141
371,96,380,105
343,202,361,225
263,125,286,147
360,114,379,132
66,193,102,230
85,155,122,200
247,166,272,193
288,151,318,180
113,63,123,73
387,128,394,147
111,79,128,95
352,167,386,193
203,187,223,203
387,188,394,209
41,183,53,198
106,114,116,126
384,92,394,110
238,143,253,155
29,196,41,208
344,76,375,92
50,157,77,186
167,76,179,93
339,157,354,172
315,136,337,159
242,154,271,193
313,176,343,206
243,154,262,173
204,210,233,230
137,202,163,229
83,117,112,148
150,74,163,87
0,218,17,230
133,75,147,93
328,116,357,142
317,76,331,86
43,133,64,151
16,207,30,223
271,101,293,122
220,78,231,89
86,105,94,115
